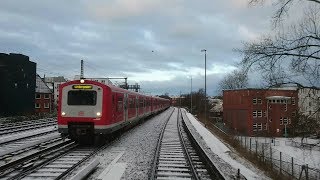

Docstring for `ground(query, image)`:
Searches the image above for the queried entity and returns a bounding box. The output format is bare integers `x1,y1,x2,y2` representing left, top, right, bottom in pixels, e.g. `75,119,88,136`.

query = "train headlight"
80,79,85,83
96,112,101,117
61,112,66,116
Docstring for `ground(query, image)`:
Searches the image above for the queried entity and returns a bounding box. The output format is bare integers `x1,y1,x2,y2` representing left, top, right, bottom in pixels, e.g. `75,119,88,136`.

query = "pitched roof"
36,74,52,93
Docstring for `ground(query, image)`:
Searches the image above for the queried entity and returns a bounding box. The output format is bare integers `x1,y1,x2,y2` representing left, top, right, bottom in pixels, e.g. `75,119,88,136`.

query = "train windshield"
67,90,97,105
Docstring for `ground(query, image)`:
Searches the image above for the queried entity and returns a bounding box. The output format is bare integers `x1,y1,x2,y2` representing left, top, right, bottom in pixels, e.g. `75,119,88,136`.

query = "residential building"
223,88,298,137
0,53,36,116
43,76,67,106
35,74,53,114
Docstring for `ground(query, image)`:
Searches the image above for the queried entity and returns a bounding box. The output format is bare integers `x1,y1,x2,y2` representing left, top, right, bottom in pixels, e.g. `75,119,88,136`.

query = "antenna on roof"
80,59,84,79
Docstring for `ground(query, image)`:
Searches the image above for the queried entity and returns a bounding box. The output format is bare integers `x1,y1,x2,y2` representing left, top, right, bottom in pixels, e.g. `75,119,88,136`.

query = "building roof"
36,74,52,93
223,87,298,92
43,76,67,83
266,96,292,99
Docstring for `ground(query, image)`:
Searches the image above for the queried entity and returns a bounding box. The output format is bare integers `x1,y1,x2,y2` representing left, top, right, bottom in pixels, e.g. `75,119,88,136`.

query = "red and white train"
57,79,170,142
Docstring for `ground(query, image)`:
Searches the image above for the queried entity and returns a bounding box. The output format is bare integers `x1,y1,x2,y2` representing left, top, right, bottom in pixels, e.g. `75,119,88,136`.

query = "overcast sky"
0,0,279,96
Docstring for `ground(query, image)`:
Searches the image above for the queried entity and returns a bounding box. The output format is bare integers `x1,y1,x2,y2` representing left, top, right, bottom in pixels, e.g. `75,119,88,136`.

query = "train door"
124,93,128,121
136,96,139,117
115,93,124,122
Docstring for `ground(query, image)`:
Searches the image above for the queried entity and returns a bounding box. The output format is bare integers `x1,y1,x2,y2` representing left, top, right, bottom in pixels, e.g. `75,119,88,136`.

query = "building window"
102,80,105,83
253,123,257,131
288,118,291,124
258,123,263,131
263,111,267,117
264,123,268,130
35,103,40,108
283,118,288,125
257,98,262,104
257,110,262,117
284,105,287,111
35,94,41,99
280,117,283,125
253,98,257,104
44,103,49,109
44,94,50,99
253,111,257,117
292,98,295,105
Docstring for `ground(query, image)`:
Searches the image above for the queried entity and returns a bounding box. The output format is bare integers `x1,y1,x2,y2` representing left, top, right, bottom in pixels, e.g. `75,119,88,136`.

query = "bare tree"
218,69,249,93
249,0,320,25
240,1,320,137
239,7,320,87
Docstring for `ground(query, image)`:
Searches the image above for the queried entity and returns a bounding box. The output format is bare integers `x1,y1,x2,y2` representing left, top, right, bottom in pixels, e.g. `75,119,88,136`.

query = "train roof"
62,79,170,101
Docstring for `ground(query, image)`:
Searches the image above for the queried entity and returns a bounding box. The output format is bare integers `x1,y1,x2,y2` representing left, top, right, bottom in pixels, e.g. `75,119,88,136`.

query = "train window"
129,98,135,108
117,100,123,112
140,99,144,108
67,90,97,105
117,95,123,112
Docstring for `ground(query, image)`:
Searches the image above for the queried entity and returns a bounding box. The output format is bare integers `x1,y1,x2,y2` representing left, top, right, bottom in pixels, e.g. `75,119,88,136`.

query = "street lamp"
201,49,207,127
191,76,193,114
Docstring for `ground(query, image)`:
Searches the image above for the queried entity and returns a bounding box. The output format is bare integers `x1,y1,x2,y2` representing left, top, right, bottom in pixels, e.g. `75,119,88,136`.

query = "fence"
236,136,320,179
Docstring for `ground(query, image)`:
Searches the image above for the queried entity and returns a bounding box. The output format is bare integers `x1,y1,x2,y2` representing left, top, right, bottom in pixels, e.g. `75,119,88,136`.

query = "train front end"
57,79,108,143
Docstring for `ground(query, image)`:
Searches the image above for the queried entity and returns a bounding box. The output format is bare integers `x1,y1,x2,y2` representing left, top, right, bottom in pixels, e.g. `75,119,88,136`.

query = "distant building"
35,75,53,114
223,88,298,137
43,76,67,106
298,87,320,120
0,53,36,116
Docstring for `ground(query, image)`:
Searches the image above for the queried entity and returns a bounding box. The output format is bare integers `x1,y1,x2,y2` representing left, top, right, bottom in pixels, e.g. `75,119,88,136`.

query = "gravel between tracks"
89,109,172,180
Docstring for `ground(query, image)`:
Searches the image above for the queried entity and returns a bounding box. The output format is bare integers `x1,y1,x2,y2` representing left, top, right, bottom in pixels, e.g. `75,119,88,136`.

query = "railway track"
0,133,62,161
0,118,56,136
0,139,101,180
151,108,225,180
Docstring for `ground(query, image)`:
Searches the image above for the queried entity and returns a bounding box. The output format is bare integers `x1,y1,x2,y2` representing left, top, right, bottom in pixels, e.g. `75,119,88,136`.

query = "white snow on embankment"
184,110,270,180
253,137,320,169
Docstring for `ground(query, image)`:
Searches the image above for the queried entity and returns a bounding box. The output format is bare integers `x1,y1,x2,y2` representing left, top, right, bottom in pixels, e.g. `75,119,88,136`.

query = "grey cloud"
0,0,280,95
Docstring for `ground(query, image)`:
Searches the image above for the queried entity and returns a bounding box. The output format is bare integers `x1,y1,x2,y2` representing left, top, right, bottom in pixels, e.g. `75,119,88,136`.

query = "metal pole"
80,59,84,79
180,90,181,107
201,49,207,127
191,76,192,114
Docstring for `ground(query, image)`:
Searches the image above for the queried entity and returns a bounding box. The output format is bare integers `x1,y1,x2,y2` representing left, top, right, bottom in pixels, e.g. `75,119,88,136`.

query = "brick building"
223,88,298,137
35,74,53,114
43,76,67,106
0,53,36,116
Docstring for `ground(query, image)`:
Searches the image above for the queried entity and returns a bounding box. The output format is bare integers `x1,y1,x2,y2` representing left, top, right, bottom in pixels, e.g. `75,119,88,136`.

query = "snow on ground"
89,108,172,180
252,137,320,169
184,110,271,180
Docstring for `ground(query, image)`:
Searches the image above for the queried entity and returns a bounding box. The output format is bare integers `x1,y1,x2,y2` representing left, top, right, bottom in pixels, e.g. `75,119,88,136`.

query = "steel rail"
0,139,74,176
150,107,175,180
177,108,200,180
181,109,226,180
